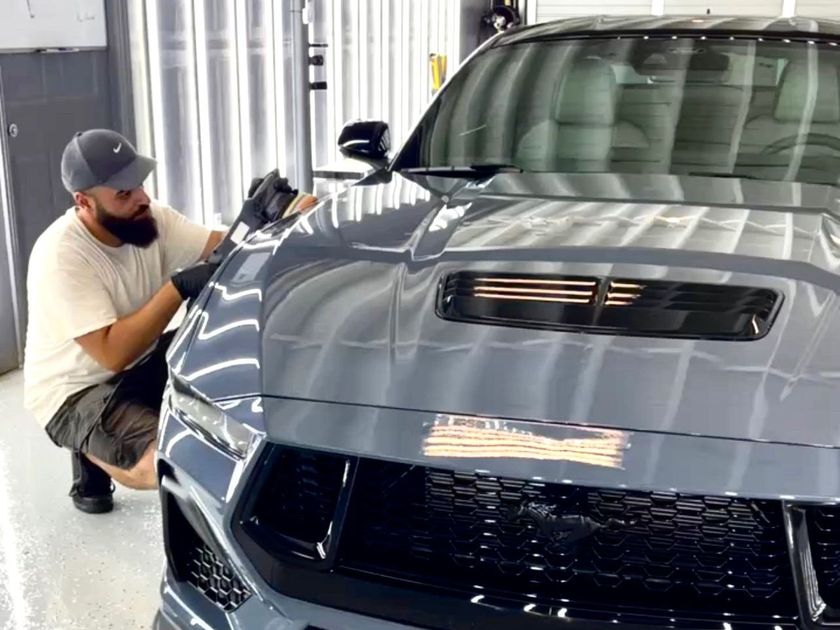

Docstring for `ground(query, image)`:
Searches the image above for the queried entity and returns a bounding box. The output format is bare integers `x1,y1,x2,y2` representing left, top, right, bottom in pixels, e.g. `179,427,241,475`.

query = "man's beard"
94,201,159,247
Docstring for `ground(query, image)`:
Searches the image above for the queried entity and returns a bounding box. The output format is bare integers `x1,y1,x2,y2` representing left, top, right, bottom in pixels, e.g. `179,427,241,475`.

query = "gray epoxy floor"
0,369,162,630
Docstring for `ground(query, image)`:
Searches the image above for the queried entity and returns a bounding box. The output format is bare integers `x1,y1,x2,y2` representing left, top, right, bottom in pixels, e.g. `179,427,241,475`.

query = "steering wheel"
761,133,840,155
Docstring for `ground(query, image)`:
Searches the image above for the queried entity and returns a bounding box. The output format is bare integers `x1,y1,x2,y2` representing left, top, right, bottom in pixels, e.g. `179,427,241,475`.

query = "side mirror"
338,120,390,168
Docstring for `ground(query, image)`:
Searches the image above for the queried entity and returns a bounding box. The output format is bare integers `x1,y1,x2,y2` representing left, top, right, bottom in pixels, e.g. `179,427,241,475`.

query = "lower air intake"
185,541,252,612
165,492,251,612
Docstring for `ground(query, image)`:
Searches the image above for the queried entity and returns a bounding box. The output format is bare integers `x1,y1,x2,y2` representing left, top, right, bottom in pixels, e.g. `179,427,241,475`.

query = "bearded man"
23,129,266,513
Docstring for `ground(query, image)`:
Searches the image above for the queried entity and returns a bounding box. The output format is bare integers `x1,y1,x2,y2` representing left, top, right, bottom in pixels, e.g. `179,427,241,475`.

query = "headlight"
167,384,255,459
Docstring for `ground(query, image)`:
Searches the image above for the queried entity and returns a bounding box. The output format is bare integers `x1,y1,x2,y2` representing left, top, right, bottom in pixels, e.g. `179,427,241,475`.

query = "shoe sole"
72,497,114,514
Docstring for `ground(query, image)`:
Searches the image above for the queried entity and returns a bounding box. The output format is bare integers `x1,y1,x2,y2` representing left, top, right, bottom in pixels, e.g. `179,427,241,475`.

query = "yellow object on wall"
429,53,448,92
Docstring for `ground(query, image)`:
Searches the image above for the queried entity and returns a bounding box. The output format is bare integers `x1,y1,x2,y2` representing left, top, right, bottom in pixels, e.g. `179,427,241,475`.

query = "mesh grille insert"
185,541,252,612
807,505,840,607
166,492,251,612
339,461,796,619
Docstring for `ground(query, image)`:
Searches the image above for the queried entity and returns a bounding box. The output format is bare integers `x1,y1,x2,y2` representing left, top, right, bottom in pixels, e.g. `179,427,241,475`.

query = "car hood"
170,172,840,448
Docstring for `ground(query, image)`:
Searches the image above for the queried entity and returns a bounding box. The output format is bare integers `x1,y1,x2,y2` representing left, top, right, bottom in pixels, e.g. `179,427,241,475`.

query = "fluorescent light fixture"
127,0,156,198
781,0,796,17
325,0,339,165
235,0,251,195
357,0,367,116
144,0,167,203
193,0,215,226
270,0,286,175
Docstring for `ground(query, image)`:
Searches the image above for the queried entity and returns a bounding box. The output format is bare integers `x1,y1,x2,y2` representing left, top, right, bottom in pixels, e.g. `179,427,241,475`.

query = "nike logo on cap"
113,143,122,153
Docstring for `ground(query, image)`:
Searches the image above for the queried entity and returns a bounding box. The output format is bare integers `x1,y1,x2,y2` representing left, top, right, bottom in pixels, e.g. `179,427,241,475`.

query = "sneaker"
69,450,114,514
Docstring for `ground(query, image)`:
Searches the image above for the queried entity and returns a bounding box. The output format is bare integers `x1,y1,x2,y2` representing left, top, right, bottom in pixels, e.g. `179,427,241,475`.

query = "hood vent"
437,272,781,340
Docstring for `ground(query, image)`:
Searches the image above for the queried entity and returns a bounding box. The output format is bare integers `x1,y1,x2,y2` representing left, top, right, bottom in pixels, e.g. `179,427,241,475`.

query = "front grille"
340,461,796,619
185,541,252,612
237,448,801,625
807,505,840,607
438,271,780,340
246,447,347,544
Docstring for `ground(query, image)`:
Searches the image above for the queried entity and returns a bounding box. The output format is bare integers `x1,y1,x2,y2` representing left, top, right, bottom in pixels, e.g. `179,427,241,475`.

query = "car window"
396,36,840,186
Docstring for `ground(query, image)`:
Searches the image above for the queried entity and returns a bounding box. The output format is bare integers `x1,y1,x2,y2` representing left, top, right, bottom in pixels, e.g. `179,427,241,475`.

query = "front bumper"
156,395,840,630
154,565,428,630
152,568,306,630
156,405,421,630
153,568,716,630
152,610,174,630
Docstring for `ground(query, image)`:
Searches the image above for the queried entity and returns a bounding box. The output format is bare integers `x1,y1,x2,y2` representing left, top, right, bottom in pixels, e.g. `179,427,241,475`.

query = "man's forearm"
100,281,183,372
200,230,225,261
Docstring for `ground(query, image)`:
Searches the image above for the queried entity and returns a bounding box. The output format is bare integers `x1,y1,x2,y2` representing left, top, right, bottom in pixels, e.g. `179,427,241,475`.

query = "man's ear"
74,190,94,212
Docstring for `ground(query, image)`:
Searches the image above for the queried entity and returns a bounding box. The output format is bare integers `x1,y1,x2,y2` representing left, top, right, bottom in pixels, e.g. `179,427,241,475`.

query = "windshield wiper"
399,163,524,177
688,171,762,181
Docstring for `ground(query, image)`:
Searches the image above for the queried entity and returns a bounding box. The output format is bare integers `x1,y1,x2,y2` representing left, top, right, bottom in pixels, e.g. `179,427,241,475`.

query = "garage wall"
0,82,20,374
130,0,840,221
127,0,297,225
529,0,837,20
128,0,485,220
796,1,840,17
663,1,784,15
308,0,485,171
533,0,651,21
0,51,115,370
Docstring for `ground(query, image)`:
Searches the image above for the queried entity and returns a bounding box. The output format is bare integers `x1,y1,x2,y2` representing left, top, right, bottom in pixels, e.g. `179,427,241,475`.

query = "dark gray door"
0,101,19,374
0,68,22,374
0,50,113,361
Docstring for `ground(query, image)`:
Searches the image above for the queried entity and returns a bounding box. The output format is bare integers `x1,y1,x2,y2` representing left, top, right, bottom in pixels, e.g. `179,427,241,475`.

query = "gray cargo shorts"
44,332,174,470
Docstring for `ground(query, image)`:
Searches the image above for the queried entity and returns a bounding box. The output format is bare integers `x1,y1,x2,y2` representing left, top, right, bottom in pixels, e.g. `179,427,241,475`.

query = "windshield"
395,36,840,186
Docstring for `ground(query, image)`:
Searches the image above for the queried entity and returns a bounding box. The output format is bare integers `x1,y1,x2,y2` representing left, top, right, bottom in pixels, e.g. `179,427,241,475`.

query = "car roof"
497,15,840,44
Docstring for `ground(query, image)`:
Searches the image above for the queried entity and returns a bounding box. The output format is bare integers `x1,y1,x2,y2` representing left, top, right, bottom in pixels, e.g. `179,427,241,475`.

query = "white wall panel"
663,0,783,16
536,0,651,20
0,0,106,51
532,0,796,21
796,1,840,17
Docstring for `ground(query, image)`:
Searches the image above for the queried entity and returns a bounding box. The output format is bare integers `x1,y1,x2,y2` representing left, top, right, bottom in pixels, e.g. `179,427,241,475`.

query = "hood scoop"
437,272,781,340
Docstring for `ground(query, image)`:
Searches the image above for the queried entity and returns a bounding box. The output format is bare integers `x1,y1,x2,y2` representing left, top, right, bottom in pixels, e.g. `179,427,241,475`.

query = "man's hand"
292,194,318,213
200,230,226,261
279,193,318,219
171,262,219,301
247,175,266,198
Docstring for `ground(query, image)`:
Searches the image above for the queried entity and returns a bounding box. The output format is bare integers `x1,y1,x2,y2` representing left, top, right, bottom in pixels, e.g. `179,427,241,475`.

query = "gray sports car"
155,16,840,630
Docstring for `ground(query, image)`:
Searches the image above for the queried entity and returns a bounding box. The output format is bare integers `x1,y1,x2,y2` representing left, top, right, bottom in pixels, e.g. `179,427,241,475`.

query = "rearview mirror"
338,120,390,168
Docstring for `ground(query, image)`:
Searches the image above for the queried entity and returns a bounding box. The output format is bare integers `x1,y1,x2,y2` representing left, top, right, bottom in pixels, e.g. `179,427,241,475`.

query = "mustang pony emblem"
512,502,636,543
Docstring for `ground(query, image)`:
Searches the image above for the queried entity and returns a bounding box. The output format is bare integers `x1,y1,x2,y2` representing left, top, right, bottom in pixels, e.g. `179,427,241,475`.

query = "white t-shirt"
23,202,211,427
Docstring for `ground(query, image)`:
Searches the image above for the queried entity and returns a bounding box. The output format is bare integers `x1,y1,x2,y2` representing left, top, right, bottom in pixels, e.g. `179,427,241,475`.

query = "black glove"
246,170,298,222
247,176,264,198
171,262,219,301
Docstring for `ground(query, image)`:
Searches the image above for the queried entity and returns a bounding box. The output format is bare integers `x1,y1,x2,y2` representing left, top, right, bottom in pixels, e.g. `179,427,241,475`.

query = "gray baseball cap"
60,129,156,193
